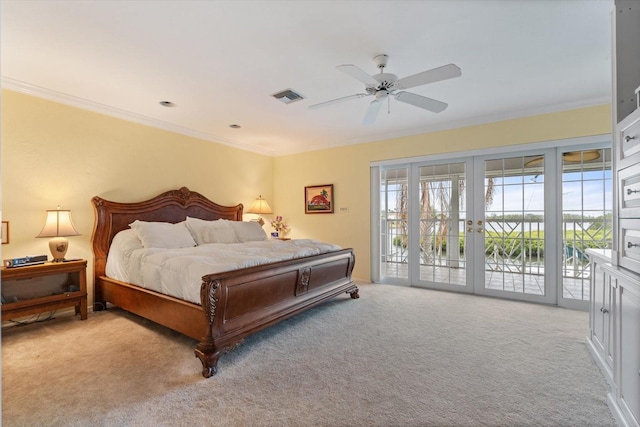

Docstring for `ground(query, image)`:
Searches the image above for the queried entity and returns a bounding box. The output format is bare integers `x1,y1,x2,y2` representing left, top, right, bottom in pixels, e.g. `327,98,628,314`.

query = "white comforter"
106,238,342,304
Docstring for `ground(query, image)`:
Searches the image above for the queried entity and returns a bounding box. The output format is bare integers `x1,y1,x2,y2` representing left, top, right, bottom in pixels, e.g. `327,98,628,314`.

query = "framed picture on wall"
2,221,9,244
305,184,333,214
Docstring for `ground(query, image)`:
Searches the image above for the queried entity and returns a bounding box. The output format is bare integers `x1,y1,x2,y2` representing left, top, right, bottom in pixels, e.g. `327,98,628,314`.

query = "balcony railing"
381,217,612,280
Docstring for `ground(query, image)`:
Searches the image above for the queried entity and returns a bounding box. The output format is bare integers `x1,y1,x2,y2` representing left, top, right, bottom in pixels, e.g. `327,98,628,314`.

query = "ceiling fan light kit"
309,54,461,125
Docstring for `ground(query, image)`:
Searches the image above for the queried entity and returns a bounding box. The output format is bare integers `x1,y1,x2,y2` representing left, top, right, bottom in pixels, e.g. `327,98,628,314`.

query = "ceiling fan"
308,54,461,125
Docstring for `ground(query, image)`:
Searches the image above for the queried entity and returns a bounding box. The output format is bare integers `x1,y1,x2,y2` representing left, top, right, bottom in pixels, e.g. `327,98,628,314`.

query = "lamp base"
49,236,69,262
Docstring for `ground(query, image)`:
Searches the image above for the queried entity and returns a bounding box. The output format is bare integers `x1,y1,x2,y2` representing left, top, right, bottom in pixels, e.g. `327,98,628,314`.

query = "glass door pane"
561,148,612,302
480,154,548,301
418,162,468,288
380,167,409,282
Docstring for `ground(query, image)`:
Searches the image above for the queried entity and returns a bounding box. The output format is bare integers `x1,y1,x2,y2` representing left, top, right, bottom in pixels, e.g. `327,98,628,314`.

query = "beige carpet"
2,283,615,426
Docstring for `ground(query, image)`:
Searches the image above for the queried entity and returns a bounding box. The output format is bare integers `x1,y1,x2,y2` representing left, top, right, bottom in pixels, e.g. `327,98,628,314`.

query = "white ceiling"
1,0,613,156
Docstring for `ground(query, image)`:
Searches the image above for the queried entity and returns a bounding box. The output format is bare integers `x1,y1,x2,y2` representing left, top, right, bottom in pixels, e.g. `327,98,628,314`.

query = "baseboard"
607,392,632,427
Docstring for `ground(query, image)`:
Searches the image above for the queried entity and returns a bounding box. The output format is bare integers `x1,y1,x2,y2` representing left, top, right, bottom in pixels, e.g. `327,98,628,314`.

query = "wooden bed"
91,187,358,377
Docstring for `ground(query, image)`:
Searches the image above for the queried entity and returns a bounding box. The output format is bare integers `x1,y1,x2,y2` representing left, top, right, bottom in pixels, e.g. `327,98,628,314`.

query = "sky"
488,170,612,216
382,169,612,218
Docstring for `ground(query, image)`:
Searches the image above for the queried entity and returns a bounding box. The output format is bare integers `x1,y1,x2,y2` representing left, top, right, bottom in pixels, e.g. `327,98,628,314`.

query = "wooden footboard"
195,249,357,377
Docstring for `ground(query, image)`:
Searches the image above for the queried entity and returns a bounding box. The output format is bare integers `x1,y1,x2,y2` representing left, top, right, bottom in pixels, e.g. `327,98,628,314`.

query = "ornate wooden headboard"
90,187,243,279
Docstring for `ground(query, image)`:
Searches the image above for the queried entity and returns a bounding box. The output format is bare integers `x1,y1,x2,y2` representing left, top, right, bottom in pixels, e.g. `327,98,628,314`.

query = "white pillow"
230,221,268,242
129,220,196,249
184,217,238,244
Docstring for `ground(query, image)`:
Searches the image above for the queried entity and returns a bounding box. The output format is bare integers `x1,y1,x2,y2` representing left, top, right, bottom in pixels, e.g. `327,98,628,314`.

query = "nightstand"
1,259,88,321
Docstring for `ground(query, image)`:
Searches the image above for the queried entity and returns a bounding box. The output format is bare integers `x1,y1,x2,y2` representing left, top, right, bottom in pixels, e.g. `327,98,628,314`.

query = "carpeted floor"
2,283,615,426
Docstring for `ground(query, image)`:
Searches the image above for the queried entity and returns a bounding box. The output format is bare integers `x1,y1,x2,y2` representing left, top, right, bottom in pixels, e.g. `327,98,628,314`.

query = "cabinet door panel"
619,282,640,425
592,263,607,352
606,277,616,370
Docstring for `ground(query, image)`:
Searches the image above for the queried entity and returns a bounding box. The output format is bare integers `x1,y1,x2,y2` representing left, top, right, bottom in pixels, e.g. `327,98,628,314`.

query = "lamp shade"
247,196,273,215
36,208,80,262
36,209,80,238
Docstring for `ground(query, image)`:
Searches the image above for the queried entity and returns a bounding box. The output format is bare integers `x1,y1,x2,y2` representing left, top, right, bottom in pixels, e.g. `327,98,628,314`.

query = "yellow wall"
1,89,612,296
274,105,612,280
1,90,274,303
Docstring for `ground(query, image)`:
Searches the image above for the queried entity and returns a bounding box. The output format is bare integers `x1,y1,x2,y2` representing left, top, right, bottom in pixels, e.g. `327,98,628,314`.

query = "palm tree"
395,175,495,265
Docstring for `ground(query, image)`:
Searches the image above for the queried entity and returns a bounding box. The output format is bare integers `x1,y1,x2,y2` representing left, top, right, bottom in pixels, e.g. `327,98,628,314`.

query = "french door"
472,151,556,304
378,161,472,291
375,143,611,307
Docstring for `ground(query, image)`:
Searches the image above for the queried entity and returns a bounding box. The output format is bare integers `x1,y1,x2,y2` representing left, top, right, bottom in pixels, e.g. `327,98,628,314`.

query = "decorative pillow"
230,221,268,242
129,220,196,249
184,217,238,244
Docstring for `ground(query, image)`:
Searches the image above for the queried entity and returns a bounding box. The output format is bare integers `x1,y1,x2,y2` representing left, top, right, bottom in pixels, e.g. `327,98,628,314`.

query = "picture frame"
305,184,334,214
2,221,9,244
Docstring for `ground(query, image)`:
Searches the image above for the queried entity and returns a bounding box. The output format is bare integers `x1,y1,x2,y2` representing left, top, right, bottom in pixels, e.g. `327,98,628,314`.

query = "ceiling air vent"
272,89,304,104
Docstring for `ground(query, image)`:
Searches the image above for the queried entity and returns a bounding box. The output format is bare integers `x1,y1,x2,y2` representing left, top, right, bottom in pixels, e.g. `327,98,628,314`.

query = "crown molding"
274,97,611,156
2,77,609,158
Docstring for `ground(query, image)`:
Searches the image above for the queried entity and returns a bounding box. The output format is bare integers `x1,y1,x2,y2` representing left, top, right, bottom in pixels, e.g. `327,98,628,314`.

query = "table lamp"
247,195,272,226
36,207,80,262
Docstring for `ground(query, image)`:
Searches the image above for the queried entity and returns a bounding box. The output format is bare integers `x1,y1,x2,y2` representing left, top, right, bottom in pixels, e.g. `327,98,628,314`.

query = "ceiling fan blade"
337,64,379,86
395,63,461,90
363,99,384,126
308,93,368,110
394,91,448,113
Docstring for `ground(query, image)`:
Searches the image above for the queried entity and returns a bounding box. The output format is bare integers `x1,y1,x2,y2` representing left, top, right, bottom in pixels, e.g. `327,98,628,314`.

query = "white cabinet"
588,249,640,427
589,254,616,383
614,0,640,266
613,0,640,124
617,276,640,427
590,2,640,426
617,111,640,273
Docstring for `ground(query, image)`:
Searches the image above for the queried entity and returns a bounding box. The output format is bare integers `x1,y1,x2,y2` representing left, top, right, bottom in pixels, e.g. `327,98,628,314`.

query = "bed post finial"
177,186,191,202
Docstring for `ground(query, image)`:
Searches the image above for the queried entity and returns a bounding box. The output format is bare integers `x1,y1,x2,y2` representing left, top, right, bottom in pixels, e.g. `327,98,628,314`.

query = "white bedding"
105,230,342,304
